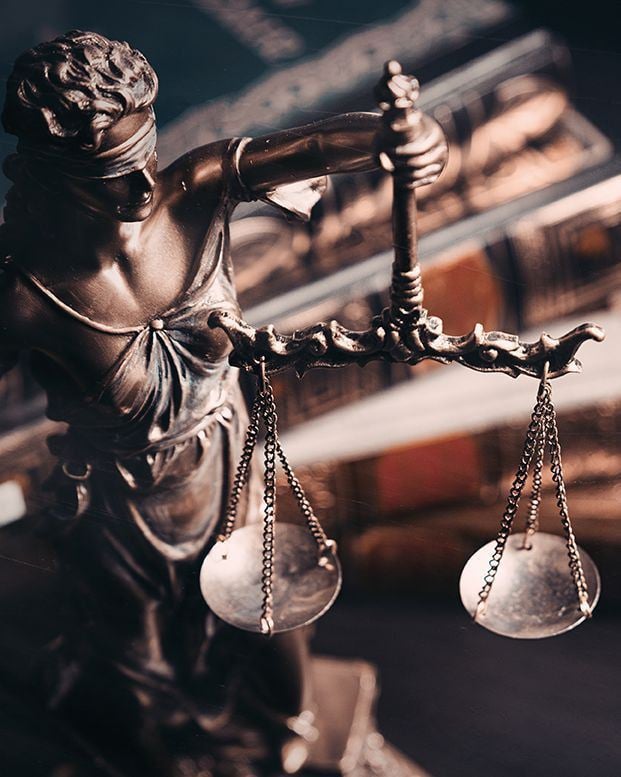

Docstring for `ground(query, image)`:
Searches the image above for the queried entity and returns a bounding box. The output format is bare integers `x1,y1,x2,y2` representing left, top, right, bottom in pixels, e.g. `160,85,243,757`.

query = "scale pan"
460,532,600,639
200,522,342,633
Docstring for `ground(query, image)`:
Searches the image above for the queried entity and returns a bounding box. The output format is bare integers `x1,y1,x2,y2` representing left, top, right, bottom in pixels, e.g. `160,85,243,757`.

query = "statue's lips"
119,192,153,211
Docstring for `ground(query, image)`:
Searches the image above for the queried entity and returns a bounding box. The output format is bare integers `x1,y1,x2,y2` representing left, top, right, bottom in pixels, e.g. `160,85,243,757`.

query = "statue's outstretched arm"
237,112,381,192
168,75,445,222
236,73,446,193
166,116,384,204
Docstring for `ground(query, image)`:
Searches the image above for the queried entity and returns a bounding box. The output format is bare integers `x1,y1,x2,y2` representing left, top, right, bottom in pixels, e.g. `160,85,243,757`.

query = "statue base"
302,656,430,777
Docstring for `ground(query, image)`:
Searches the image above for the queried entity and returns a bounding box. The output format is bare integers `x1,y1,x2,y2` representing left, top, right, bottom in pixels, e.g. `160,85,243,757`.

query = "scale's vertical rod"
389,172,424,325
375,60,446,328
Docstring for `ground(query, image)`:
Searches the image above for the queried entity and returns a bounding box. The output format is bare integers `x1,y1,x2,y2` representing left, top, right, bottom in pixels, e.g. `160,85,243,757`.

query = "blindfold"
18,110,157,180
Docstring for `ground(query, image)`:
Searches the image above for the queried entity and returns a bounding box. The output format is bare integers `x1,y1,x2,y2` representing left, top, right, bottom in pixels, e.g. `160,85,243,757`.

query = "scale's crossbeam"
209,309,605,379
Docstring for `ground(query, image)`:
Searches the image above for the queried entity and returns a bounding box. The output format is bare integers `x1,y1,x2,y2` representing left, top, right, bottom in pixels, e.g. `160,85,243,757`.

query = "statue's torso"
1,158,254,554
9,165,234,392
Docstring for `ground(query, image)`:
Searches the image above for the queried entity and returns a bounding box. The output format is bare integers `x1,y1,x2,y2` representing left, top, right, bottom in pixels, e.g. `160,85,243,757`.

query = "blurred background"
0,1,620,775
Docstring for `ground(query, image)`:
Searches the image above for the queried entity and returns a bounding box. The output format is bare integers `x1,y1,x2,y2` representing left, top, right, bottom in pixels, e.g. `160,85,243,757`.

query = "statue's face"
60,110,157,223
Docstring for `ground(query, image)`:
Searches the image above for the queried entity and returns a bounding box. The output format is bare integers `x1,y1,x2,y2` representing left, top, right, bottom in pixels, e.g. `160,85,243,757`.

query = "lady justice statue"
0,30,447,777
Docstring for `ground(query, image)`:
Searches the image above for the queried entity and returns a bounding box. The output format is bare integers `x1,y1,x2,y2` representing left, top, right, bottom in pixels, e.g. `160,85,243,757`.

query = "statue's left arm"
166,71,446,216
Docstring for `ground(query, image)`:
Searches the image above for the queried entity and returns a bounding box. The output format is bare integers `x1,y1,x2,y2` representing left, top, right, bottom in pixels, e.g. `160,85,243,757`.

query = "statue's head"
2,30,159,222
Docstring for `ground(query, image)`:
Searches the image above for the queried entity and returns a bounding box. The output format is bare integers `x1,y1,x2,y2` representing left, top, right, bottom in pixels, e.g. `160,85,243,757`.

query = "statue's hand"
374,60,448,189
374,65,420,111
377,112,448,188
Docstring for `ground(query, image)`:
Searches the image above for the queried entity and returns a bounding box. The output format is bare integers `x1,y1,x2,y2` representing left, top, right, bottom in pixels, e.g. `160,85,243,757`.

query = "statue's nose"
140,167,156,188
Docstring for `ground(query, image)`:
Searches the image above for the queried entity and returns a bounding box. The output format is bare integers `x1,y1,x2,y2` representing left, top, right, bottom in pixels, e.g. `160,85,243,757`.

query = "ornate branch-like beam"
209,308,605,379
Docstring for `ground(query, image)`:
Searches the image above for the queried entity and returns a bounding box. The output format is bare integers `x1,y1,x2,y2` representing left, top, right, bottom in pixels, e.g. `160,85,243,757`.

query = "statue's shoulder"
160,138,237,201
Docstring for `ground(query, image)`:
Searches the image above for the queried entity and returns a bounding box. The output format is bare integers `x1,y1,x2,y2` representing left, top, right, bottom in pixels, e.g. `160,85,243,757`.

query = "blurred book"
233,32,615,431
0,417,57,521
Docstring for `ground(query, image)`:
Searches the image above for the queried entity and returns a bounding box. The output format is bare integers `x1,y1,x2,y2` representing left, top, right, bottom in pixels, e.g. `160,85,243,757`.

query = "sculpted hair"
2,29,158,151
1,30,158,257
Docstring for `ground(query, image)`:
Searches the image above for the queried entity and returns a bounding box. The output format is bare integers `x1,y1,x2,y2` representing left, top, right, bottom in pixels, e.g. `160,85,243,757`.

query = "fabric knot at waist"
48,372,239,471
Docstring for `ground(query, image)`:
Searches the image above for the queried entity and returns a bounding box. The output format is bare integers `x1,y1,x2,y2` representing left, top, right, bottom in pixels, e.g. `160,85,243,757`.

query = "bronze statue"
0,29,603,777
0,30,447,777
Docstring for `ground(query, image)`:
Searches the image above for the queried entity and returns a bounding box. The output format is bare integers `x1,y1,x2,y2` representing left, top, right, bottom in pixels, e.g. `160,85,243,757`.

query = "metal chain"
475,381,548,616
260,379,278,636
218,359,332,635
521,418,545,549
275,440,330,552
259,371,336,631
543,387,593,617
218,390,264,541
